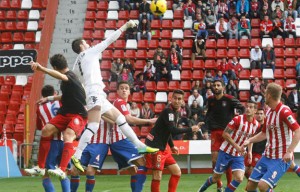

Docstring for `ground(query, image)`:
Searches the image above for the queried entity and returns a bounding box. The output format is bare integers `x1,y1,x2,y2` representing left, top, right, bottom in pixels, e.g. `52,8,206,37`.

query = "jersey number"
95,155,100,162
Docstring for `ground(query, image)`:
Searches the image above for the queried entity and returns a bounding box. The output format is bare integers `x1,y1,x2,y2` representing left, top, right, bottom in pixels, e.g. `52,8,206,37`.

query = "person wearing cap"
250,45,262,70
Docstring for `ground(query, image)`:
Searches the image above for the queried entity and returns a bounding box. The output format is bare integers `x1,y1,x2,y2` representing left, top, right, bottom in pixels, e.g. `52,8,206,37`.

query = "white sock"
116,115,146,149
74,122,99,159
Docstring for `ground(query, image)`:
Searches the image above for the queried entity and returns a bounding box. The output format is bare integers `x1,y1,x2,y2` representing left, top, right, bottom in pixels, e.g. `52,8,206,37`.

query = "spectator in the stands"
284,15,296,39
196,0,207,17
192,14,203,35
228,15,238,39
204,88,214,106
271,0,284,12
271,5,285,21
206,0,217,13
228,56,243,80
215,17,229,39
192,80,202,93
203,71,214,86
281,90,289,106
168,47,182,70
236,0,249,18
288,87,300,112
188,88,204,108
184,114,204,140
284,0,298,20
238,15,251,39
180,101,191,119
173,118,191,140
273,16,286,39
296,61,300,76
143,59,155,81
215,0,229,19
137,18,151,42
261,0,270,10
171,40,181,54
262,44,276,71
139,0,151,21
129,102,140,118
227,0,237,17
260,15,274,38
190,100,202,117
133,73,146,93
201,81,213,100
118,0,131,10
249,0,260,19
183,0,196,20
192,37,206,62
206,9,217,29
226,79,238,98
250,45,262,70
214,70,228,85
123,58,135,74
259,5,271,21
217,58,230,78
118,68,134,89
172,0,181,11
111,58,123,81
153,46,166,66
155,57,172,82
197,19,208,39
250,77,263,104
141,102,154,119
125,25,137,41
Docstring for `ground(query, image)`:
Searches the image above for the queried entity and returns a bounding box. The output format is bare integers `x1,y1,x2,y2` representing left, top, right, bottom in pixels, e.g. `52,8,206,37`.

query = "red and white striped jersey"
263,102,300,159
220,114,260,156
36,101,62,140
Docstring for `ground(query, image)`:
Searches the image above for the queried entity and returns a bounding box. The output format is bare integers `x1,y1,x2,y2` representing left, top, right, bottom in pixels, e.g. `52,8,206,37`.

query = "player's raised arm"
30,61,68,81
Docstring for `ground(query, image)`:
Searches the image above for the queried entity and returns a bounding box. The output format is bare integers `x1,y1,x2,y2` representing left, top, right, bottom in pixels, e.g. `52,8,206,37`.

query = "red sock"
168,175,180,192
38,136,51,168
151,179,160,192
60,142,75,171
226,168,233,186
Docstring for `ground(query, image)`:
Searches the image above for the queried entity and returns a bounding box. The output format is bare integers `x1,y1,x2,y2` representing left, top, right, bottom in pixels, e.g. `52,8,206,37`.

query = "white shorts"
86,86,113,115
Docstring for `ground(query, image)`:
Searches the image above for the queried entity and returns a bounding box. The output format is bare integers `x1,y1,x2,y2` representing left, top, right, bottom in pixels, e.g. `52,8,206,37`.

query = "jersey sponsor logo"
74,118,80,125
91,96,98,104
287,115,296,124
121,104,127,112
222,101,227,107
169,113,174,121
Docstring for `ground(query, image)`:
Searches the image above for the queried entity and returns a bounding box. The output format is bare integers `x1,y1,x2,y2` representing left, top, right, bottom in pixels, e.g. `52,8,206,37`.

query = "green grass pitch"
0,173,298,192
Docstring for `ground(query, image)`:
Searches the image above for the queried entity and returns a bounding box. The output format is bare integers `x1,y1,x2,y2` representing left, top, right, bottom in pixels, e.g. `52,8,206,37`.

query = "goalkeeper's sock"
70,175,80,192
168,175,180,192
86,175,95,192
42,178,55,192
60,177,70,192
225,180,240,192
135,166,147,192
293,164,300,177
151,179,160,192
199,176,214,192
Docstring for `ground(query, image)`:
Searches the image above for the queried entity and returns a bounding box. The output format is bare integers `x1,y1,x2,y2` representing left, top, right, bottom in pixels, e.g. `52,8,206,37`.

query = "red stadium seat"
24,32,35,43
239,39,250,48
87,1,97,10
84,20,94,30
116,20,126,28
149,39,159,49
192,70,204,80
145,81,156,92
285,58,296,68
97,1,108,10
143,92,155,102
205,60,217,69
140,126,151,137
285,68,296,79
132,92,143,102
146,49,155,58
159,39,171,49
129,10,139,19
182,60,192,70
274,79,285,87
239,91,250,101
96,11,107,20
3,124,14,134
2,44,13,50
227,49,239,58
0,84,12,94
113,50,125,59
161,30,172,39
136,50,147,59
5,76,15,85
251,29,260,38
162,20,173,29
0,93,9,106
182,39,193,49
154,103,166,114
118,10,129,20
228,39,239,49
285,79,297,89
6,11,17,20
285,48,296,58
131,126,141,137
114,40,126,49
217,39,227,48
216,49,227,59
16,21,27,31
250,69,262,79
0,104,7,115
205,49,216,59
105,20,116,29
239,70,251,79
205,39,216,49
100,60,111,71
7,103,20,115
5,114,16,124
250,38,262,48
156,81,168,91
172,20,183,29
1,32,12,43
10,93,22,105
251,18,260,28
137,40,148,49
274,69,285,79
181,70,192,80
296,48,300,58
239,49,250,58
274,48,284,57
193,60,205,69
0,11,6,20
92,30,104,39
151,20,161,29
94,20,105,30
180,81,192,91
168,81,180,91
275,58,284,68
0,0,10,9
32,0,43,9
285,38,295,47
182,49,192,59
134,60,145,70
85,11,96,20
273,38,284,47
183,29,194,39
173,10,184,19
82,30,93,40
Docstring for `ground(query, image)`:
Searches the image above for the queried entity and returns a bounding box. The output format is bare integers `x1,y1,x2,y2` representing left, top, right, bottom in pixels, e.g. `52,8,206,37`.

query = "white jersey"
72,30,122,89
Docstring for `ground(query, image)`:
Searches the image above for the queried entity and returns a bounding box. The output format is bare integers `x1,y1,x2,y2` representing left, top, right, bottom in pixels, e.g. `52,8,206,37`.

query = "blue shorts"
45,140,64,170
249,156,291,189
214,150,245,174
110,139,143,171
81,143,109,170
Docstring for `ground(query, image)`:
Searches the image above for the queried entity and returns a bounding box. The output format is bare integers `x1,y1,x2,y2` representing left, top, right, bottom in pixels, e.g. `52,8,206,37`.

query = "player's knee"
41,124,55,137
63,128,76,142
86,166,96,176
257,181,270,192
152,171,162,181
128,167,137,175
235,177,243,183
212,174,221,183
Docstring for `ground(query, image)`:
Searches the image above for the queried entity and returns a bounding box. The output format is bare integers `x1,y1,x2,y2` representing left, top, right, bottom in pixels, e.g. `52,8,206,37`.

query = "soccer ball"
150,0,167,16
